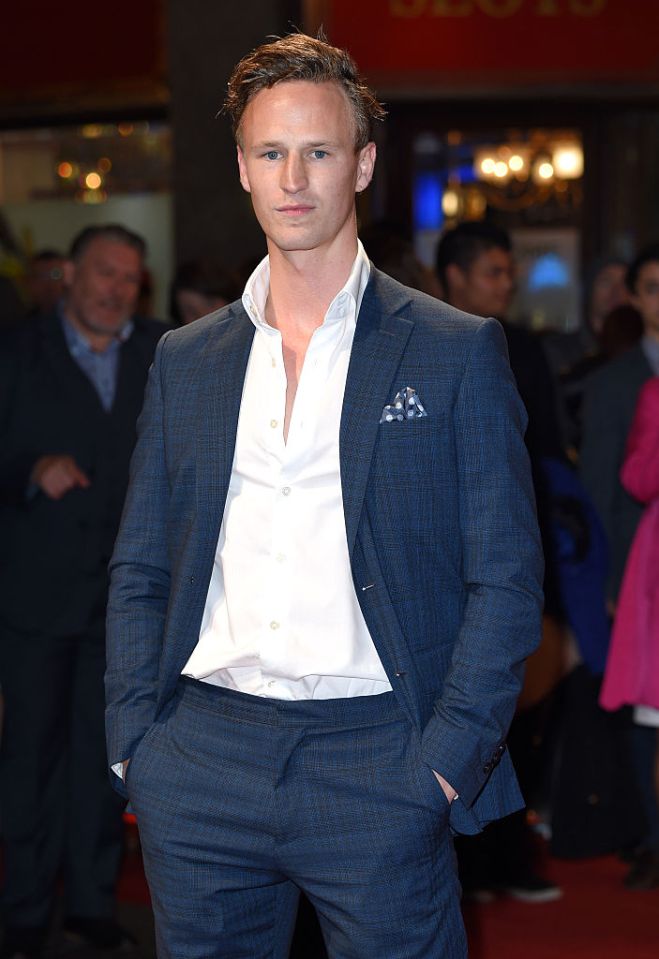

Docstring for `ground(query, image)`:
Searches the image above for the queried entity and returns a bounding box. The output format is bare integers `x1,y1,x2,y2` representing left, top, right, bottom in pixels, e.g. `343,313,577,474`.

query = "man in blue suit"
106,33,543,959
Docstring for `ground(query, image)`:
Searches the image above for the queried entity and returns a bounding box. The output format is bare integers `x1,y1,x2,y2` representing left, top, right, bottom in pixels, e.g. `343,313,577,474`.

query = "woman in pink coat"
600,375,659,887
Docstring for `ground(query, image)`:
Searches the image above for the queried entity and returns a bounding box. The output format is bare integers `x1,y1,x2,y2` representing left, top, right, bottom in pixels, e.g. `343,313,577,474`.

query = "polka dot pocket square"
379,386,428,424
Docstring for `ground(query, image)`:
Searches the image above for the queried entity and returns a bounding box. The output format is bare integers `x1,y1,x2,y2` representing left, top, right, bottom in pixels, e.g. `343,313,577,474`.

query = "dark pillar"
166,1,301,270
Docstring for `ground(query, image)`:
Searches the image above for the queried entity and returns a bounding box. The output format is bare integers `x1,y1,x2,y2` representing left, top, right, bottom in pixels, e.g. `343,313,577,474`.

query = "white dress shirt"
182,242,392,699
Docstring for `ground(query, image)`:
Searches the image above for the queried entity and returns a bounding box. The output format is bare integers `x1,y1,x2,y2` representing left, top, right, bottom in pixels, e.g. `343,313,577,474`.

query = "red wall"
0,0,164,101
326,0,659,88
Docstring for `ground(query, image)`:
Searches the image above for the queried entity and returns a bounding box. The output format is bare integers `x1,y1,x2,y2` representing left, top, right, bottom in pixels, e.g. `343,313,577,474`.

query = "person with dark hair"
0,224,165,958
581,243,659,604
436,220,564,903
435,221,514,319
170,258,241,326
559,303,644,449
586,258,630,340
581,242,659,880
436,221,563,464
542,256,631,449
106,34,542,958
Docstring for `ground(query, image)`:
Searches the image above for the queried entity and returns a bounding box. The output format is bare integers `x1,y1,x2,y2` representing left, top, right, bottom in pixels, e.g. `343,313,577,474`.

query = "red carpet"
464,855,659,959
118,826,659,958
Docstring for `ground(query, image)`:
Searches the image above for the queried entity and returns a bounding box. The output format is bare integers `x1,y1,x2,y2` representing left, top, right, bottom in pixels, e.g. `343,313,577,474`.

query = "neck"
63,305,117,353
265,237,358,335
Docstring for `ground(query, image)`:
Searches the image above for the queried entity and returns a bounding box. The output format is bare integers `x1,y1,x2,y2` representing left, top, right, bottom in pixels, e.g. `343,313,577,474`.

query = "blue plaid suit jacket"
106,268,543,835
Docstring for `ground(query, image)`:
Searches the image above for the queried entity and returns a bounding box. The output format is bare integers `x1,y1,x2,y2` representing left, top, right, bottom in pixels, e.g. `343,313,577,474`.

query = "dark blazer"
580,341,653,601
0,311,165,634
106,269,544,835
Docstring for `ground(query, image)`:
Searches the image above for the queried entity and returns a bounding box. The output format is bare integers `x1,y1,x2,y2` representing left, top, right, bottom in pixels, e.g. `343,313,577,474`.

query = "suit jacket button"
483,763,492,774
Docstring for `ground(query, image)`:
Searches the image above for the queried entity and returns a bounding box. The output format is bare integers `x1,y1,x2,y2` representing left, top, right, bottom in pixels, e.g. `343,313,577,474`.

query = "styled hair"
627,242,659,293
223,32,386,150
68,224,147,262
435,221,511,290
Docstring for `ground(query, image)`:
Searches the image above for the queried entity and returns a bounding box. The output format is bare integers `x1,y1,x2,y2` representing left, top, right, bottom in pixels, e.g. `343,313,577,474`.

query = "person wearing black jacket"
0,225,165,958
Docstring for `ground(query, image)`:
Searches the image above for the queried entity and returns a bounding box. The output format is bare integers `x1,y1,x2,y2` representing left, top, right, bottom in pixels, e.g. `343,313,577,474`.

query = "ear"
355,142,376,194
237,145,251,194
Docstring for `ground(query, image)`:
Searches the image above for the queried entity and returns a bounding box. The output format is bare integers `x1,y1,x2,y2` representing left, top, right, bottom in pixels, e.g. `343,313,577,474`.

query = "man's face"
63,238,142,337
445,247,515,320
631,260,659,340
236,80,375,258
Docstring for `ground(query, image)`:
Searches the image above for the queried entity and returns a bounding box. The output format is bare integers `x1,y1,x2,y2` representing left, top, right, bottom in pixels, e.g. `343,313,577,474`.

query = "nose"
113,277,137,305
281,153,307,194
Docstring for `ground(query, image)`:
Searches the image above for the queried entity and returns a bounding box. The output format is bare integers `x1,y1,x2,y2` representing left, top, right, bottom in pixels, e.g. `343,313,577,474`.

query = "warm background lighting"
552,143,584,179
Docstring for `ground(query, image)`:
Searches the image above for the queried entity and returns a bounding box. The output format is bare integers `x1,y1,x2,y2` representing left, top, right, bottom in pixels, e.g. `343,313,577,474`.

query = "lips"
276,205,314,215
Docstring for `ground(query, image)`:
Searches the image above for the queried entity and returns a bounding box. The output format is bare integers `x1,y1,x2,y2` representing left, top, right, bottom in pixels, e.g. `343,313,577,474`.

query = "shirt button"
267,680,276,688
270,621,280,630
270,419,278,429
276,553,286,563
281,487,291,496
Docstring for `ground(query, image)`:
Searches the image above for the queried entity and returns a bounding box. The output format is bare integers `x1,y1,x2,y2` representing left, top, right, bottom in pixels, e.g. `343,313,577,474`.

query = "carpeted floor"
115,838,659,959
463,854,659,959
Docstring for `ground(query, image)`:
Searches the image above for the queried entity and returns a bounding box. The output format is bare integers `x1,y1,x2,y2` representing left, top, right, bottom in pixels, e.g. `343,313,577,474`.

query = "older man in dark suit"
0,225,164,958
106,34,543,959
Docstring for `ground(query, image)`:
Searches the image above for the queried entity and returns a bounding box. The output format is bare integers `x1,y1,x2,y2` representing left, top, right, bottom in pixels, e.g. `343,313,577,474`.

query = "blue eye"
264,151,280,160
311,150,327,159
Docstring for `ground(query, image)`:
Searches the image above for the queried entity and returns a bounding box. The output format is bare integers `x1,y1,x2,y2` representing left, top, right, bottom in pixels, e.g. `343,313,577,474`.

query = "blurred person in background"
359,221,442,297
560,303,643,451
170,258,241,326
586,258,631,343
543,257,630,377
0,275,23,332
436,221,564,903
599,376,659,889
581,243,659,878
544,257,631,450
24,250,66,320
0,224,165,959
581,245,659,608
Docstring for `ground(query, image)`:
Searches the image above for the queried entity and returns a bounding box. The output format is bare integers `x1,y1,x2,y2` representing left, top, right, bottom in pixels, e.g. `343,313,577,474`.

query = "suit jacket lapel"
340,269,415,554
195,304,255,561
